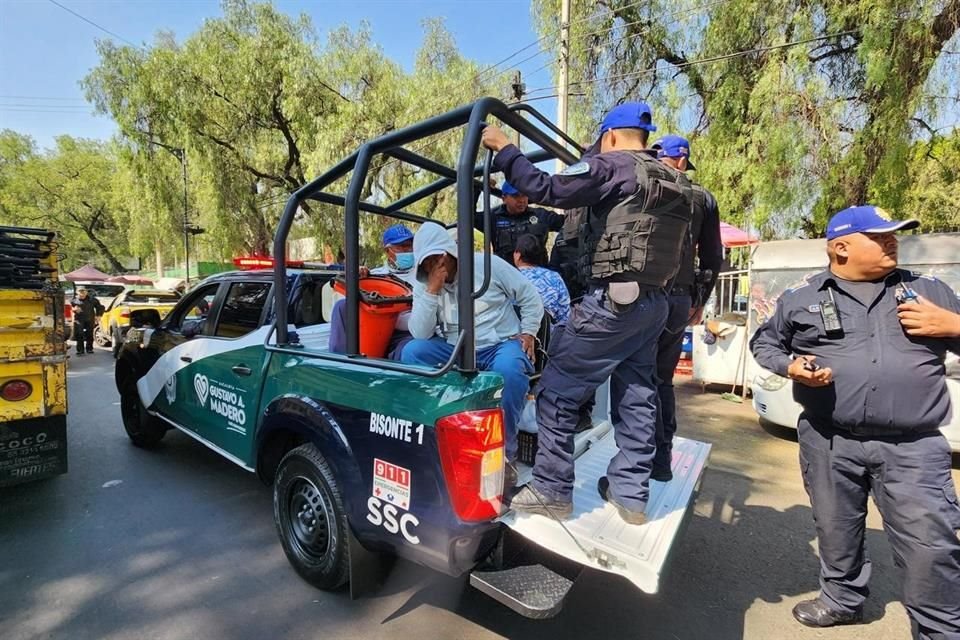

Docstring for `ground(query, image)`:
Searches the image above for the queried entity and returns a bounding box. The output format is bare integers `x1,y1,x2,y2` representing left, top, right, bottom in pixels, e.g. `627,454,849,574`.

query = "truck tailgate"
501,432,711,594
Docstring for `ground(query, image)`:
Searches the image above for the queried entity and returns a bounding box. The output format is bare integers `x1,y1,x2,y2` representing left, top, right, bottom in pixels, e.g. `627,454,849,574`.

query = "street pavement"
1,346,957,639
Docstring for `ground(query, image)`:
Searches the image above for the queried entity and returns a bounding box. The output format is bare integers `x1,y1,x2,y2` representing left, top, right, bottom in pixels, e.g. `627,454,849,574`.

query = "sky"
0,0,558,150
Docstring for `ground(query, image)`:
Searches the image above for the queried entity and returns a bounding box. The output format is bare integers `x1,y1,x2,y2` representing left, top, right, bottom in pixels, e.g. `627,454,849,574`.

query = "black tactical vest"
673,184,711,288
491,205,551,264
580,152,694,286
548,207,588,300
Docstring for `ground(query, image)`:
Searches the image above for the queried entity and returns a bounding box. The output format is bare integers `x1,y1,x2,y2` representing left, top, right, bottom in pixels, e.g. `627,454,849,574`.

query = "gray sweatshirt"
409,223,543,349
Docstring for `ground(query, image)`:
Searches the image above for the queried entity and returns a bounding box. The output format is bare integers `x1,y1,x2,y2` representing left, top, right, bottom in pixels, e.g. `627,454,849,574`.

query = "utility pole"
556,0,571,172
177,148,190,285
511,70,525,147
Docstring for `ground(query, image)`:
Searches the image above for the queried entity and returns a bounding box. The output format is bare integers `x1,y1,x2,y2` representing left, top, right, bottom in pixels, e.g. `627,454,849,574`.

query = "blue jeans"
401,336,532,460
533,286,668,511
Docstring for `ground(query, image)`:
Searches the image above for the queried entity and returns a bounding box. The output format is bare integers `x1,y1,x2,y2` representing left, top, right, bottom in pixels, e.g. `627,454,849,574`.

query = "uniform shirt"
750,268,960,433
472,205,564,265
493,144,655,211
518,265,571,325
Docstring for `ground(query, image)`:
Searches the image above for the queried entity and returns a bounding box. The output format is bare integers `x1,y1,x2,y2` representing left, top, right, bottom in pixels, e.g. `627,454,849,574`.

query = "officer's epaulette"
784,281,812,294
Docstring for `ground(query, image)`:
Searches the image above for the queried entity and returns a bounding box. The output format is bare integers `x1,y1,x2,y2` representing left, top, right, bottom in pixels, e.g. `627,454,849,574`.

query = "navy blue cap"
382,224,414,246
825,205,919,241
599,102,657,135
501,181,521,196
652,134,695,170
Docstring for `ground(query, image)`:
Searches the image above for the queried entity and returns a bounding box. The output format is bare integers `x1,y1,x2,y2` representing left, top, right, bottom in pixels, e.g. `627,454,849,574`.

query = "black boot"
792,599,863,628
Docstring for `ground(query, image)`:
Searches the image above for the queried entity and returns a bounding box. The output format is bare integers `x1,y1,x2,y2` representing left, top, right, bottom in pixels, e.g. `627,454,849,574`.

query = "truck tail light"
120,309,130,319
1,380,33,402
435,409,504,521
64,303,73,321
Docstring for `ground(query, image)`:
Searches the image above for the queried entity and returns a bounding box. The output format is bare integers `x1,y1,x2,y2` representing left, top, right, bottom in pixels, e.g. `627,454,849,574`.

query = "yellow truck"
0,225,68,487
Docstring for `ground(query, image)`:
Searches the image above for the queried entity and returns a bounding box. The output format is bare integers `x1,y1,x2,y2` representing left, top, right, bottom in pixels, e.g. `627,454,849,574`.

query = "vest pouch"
592,223,651,278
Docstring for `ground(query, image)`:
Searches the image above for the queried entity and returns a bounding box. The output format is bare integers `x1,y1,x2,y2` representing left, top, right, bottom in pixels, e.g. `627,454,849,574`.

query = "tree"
0,134,128,271
84,2,506,262
533,0,959,236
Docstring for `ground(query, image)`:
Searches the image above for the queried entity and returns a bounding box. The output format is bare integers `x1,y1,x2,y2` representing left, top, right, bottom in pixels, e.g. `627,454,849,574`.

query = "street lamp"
144,139,203,284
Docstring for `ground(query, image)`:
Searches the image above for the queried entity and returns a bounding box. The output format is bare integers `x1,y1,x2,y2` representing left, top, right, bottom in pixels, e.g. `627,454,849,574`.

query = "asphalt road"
2,347,957,640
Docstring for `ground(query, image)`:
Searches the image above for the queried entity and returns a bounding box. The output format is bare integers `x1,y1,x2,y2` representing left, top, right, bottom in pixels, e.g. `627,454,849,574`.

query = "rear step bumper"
470,565,573,619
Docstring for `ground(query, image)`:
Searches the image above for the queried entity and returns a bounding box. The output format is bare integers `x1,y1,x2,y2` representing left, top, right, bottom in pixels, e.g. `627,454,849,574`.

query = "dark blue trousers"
533,286,668,511
653,293,692,473
798,416,960,639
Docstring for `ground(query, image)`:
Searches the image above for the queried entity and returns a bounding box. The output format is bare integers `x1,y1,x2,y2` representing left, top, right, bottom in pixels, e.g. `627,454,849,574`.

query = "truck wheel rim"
287,476,333,560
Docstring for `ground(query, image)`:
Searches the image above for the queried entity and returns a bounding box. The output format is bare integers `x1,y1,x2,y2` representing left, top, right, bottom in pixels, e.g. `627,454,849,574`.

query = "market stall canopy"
720,222,759,248
106,274,154,286
63,264,110,282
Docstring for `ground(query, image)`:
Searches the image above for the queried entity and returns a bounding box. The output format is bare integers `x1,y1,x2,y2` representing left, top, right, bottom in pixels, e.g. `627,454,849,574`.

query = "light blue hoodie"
409,223,543,349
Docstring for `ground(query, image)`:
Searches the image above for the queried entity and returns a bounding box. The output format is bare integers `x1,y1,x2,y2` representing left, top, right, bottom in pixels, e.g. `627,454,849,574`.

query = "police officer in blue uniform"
750,205,960,638
481,102,694,524
474,181,565,266
649,135,723,480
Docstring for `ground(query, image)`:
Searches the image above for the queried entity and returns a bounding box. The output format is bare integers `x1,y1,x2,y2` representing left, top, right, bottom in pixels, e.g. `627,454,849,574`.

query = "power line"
576,0,732,43
0,94,88,102
46,0,142,49
0,103,90,109
522,0,733,92
526,30,860,94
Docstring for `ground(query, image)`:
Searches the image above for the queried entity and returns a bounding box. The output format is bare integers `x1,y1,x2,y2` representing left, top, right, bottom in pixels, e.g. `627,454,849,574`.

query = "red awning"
64,264,111,282
720,222,759,248
106,274,154,286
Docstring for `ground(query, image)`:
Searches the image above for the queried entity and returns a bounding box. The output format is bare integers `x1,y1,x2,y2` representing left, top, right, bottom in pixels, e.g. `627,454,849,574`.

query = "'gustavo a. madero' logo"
194,373,209,407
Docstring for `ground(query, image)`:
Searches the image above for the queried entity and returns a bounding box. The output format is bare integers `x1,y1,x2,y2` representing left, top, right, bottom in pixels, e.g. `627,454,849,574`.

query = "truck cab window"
215,282,271,338
168,284,219,337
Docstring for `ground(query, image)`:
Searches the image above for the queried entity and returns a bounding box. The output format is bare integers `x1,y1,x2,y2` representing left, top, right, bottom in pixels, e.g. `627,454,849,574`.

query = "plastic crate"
517,431,538,466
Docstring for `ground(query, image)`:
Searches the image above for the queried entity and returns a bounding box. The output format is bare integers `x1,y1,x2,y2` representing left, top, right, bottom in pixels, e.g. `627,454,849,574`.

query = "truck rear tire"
273,443,350,590
119,387,166,448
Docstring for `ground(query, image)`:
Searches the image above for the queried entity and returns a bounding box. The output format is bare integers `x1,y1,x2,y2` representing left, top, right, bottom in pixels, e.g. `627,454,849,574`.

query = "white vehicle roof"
751,231,960,271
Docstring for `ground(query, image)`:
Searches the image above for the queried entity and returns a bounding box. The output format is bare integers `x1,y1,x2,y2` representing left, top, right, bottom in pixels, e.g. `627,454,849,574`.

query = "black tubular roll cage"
270,98,582,375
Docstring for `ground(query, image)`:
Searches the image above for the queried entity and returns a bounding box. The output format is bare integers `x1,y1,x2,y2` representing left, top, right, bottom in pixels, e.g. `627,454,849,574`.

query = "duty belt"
845,425,937,438
669,285,693,297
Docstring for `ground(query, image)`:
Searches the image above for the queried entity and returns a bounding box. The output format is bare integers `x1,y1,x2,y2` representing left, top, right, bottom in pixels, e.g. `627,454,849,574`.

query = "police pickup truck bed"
114,98,711,618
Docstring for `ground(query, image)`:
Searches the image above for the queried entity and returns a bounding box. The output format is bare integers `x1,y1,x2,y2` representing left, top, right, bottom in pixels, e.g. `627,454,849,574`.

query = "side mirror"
130,309,162,329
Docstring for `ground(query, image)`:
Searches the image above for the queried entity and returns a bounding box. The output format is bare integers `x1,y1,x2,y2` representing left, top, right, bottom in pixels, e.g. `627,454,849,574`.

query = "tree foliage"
533,0,960,236
0,131,128,271
82,1,504,265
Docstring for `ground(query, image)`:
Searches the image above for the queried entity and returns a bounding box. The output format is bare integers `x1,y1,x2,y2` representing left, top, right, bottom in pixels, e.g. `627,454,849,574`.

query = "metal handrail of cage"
271,97,581,375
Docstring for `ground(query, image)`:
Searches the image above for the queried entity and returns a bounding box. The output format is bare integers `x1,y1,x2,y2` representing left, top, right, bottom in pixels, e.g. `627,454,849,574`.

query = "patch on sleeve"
559,161,590,176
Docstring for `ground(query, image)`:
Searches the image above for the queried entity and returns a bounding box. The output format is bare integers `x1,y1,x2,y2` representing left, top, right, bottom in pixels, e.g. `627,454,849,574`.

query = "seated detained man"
402,222,543,466
329,224,417,359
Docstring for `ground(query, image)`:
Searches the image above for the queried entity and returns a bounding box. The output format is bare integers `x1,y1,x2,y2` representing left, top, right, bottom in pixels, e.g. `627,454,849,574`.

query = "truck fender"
257,395,365,516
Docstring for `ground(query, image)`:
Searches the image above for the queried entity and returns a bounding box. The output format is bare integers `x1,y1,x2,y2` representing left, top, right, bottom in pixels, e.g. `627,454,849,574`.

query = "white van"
749,232,960,452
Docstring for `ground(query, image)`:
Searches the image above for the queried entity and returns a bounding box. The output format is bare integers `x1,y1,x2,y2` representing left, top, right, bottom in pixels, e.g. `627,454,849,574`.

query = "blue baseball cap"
501,181,520,196
825,205,919,241
599,102,657,135
382,224,414,246
652,135,696,170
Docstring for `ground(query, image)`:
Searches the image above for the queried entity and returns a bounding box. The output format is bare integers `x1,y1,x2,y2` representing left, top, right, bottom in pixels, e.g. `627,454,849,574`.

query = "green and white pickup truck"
114,98,711,618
